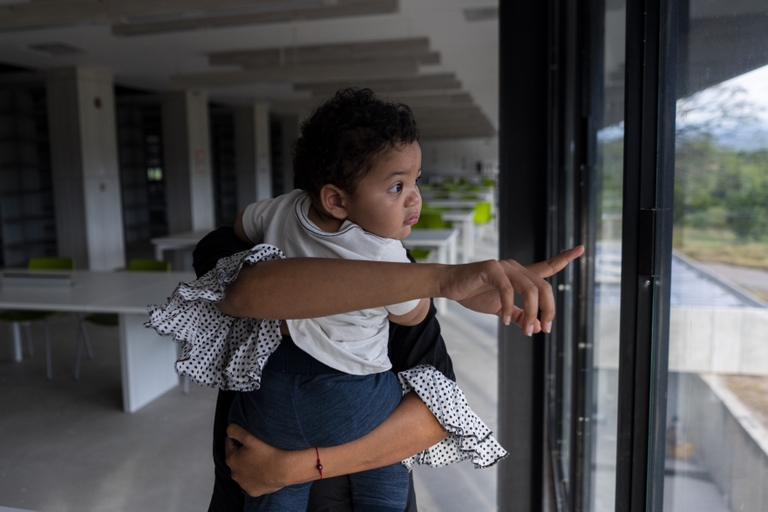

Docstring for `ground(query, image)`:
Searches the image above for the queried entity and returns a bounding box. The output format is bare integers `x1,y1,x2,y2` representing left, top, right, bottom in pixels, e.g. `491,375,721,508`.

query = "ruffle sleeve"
398,365,508,470
145,244,285,392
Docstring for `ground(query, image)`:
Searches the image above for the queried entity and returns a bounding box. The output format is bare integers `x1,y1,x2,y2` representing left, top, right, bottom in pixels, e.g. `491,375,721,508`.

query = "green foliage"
675,135,768,242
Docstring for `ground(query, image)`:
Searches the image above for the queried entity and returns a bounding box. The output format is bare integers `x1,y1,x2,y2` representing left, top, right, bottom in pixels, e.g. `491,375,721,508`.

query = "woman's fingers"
527,246,585,279
442,246,583,335
499,259,546,335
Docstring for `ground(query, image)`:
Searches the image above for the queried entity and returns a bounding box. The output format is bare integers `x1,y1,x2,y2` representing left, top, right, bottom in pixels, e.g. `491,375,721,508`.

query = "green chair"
75,259,171,380
0,257,75,380
473,201,495,241
474,201,493,224
412,211,452,230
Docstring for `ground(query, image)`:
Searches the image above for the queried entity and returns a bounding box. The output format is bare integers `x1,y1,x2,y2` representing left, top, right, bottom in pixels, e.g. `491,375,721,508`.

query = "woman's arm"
216,246,584,336
225,392,445,497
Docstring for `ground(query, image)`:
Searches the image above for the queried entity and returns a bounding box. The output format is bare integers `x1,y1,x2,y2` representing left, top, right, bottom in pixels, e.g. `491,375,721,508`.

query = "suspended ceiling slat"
271,92,474,114
112,0,398,36
169,58,419,88
210,37,432,67
243,51,439,68
0,0,398,33
294,73,462,96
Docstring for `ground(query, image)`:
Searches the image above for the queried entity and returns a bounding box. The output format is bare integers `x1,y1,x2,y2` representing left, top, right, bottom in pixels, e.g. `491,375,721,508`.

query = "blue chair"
0,257,75,380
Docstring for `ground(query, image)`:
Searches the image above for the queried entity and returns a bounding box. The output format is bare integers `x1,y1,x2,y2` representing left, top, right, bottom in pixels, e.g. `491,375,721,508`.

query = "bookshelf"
0,85,56,268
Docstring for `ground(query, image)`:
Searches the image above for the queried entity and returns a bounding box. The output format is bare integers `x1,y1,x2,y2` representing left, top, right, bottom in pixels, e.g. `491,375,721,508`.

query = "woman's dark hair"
293,88,419,199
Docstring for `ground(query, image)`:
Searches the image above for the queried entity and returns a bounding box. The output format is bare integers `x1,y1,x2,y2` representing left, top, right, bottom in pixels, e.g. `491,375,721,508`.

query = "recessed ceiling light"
463,7,498,22
27,42,85,57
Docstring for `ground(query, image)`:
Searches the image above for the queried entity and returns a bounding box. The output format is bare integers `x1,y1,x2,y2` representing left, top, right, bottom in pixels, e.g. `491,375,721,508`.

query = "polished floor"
0,230,501,512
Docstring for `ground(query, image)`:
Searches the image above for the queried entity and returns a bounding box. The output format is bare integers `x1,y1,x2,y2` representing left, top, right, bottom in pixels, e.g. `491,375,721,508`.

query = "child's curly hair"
293,88,419,200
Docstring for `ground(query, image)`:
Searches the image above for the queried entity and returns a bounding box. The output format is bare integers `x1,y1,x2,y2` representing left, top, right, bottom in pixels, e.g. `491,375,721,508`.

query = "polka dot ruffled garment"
146,244,508,469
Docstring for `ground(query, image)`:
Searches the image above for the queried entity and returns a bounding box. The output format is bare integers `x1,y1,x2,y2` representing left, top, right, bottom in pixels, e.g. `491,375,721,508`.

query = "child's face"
344,141,422,240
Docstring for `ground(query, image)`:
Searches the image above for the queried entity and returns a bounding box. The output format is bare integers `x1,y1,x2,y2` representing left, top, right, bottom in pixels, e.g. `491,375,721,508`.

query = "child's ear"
319,184,349,220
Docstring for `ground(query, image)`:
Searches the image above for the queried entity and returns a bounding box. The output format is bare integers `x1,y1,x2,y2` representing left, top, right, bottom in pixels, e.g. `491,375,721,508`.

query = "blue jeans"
229,337,408,512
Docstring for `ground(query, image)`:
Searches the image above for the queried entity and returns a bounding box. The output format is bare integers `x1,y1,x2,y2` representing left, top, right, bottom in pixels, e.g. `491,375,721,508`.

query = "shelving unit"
210,107,238,226
115,98,167,260
0,85,56,268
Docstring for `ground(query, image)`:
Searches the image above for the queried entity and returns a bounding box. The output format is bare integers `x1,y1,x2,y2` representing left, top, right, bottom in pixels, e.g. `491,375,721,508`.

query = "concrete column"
46,67,125,270
161,91,214,233
234,103,272,210
279,114,299,194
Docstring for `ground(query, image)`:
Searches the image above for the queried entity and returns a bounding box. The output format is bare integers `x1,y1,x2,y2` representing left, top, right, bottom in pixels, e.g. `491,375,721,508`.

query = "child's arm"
233,210,253,245
387,297,430,326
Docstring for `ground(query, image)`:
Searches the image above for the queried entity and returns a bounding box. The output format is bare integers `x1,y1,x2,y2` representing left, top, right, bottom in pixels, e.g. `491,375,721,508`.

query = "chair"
0,257,75,380
74,259,170,380
412,211,452,230
473,201,494,240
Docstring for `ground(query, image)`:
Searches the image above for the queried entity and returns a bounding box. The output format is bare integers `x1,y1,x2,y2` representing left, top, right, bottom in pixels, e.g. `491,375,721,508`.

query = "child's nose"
405,188,421,206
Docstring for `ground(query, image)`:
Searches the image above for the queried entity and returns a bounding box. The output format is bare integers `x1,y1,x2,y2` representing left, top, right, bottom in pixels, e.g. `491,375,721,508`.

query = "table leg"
465,221,476,261
11,322,23,362
154,245,165,262
119,313,180,413
435,246,449,314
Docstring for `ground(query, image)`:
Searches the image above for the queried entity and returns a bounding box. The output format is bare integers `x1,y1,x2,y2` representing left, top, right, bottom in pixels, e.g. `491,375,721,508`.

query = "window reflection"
587,1,626,510
665,1,768,509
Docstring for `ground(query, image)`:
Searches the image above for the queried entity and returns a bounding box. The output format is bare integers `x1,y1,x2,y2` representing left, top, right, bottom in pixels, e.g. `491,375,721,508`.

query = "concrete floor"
0,229,501,512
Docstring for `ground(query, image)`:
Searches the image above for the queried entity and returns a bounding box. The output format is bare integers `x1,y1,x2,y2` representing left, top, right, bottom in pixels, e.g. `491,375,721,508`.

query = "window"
663,2,768,510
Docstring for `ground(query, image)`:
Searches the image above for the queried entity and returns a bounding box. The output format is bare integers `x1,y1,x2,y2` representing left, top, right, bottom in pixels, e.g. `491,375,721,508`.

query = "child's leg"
229,337,407,511
242,482,312,512
349,463,410,512
230,371,315,512
293,371,409,511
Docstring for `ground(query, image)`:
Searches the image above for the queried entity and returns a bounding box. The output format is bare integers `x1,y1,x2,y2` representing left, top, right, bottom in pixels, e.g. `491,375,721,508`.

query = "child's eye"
415,175,421,185
389,183,403,193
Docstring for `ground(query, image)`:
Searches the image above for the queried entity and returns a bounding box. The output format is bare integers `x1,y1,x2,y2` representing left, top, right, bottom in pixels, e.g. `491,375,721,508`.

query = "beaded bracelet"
315,447,323,480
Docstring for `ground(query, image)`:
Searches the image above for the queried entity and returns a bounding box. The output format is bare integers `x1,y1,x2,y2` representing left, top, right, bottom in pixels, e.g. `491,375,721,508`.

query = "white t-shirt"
241,189,420,375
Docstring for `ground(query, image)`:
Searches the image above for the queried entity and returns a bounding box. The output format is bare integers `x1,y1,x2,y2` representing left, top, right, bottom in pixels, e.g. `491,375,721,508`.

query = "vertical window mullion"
615,0,677,511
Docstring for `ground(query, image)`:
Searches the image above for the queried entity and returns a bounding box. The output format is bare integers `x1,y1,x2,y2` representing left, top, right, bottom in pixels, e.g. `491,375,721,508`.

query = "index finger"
527,245,585,278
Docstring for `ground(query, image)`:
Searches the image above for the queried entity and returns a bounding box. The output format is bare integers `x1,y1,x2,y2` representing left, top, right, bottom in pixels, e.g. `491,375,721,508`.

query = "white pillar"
46,67,125,270
161,91,214,233
235,103,272,210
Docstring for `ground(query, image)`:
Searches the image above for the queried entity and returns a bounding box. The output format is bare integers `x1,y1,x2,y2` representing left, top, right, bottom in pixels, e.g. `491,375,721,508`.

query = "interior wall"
419,137,499,178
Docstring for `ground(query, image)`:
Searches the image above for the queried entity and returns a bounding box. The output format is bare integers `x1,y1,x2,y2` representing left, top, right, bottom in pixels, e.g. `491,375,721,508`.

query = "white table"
402,228,460,314
421,199,480,211
439,209,476,262
151,230,209,261
1,269,195,413
421,188,494,203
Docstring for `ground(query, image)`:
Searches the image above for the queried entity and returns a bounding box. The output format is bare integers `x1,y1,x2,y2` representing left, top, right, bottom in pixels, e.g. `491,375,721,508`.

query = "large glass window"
586,2,626,511
663,1,768,510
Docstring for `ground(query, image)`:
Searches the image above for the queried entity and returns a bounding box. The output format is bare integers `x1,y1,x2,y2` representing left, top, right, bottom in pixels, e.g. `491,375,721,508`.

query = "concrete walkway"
703,262,768,300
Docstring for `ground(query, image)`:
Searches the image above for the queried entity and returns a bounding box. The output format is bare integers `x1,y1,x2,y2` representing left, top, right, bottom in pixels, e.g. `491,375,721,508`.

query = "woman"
192,226,583,511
